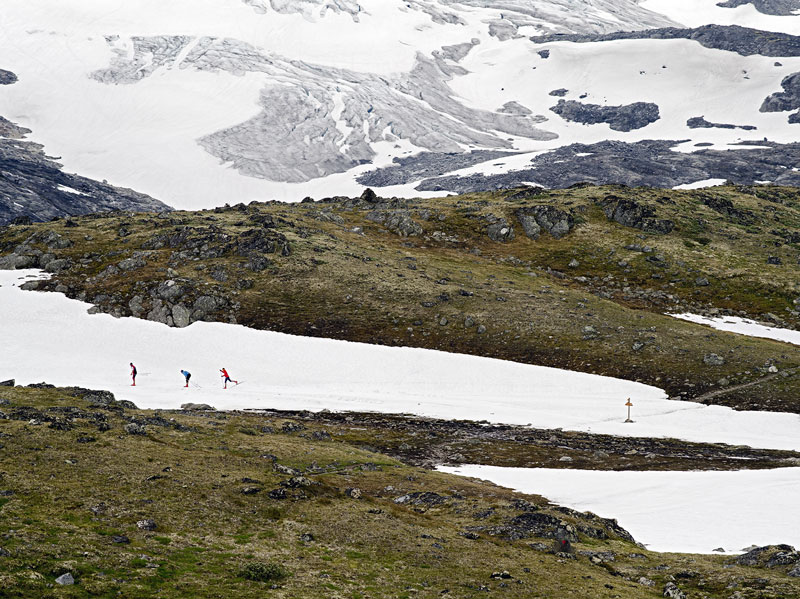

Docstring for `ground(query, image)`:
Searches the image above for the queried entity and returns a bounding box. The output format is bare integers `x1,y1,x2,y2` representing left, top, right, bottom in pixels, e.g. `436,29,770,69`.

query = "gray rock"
516,211,541,239
687,116,756,131
550,99,660,132
172,303,191,328
411,138,800,193
55,573,75,586
357,150,516,187
517,205,573,239
695,277,710,286
602,197,674,234
530,24,800,58
704,353,726,366
0,379,13,387
129,295,145,318
136,518,157,531
146,300,170,325
44,258,71,273
0,69,18,85
582,325,599,340
761,72,800,119
180,403,216,411
663,582,686,599
118,257,146,271
125,423,147,435
0,118,170,225
486,219,515,243
717,0,799,16
156,280,185,302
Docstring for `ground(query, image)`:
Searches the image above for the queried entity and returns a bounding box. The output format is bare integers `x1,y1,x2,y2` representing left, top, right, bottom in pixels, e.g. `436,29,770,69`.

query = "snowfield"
671,313,800,347
3,269,800,452
439,464,800,554
1,0,799,206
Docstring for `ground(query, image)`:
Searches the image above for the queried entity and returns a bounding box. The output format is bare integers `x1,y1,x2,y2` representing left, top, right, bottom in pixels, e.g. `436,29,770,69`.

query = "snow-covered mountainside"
1,0,800,209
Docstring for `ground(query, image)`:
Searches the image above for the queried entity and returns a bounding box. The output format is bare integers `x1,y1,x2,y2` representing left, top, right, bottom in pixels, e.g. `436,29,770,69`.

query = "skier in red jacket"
220,368,238,389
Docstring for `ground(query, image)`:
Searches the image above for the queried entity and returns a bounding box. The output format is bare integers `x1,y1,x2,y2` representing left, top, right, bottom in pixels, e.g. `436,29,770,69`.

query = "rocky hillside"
1,383,799,598
0,69,171,225
1,184,799,413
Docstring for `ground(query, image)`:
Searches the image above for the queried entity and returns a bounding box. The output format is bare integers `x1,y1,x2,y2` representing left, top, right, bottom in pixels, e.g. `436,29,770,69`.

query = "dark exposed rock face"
0,69,17,85
355,150,517,187
530,25,800,57
717,0,799,16
414,140,800,193
687,116,756,130
0,121,171,224
760,72,800,122
601,196,675,234
515,205,573,240
550,99,660,132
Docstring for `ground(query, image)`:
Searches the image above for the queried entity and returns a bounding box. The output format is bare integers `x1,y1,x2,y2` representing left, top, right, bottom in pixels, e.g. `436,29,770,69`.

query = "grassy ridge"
1,184,799,412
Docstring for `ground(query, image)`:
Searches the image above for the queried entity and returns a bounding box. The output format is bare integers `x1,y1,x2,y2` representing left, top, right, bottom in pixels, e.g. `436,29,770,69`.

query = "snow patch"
439,464,800,554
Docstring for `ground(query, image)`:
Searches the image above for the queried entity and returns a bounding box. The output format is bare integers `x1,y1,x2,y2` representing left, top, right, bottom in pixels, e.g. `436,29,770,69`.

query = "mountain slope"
2,184,798,414
2,1,800,207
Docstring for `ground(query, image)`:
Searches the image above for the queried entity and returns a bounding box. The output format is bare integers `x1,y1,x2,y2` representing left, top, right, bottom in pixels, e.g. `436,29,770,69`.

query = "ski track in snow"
439,464,800,554
2,269,800,453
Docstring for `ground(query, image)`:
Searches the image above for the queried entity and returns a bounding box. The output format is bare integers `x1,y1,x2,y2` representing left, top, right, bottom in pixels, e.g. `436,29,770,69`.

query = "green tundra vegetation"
0,385,799,598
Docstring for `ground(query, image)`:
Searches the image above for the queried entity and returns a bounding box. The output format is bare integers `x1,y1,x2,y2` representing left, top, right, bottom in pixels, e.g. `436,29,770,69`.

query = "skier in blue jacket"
181,370,191,388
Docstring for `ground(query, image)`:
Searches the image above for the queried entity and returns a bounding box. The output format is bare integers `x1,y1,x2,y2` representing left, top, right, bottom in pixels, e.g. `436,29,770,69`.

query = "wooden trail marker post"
624,398,633,423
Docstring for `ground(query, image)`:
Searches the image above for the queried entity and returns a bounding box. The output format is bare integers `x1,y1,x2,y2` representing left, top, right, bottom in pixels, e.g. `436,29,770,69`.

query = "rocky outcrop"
760,72,800,122
356,150,518,187
486,218,514,243
0,69,17,85
717,0,799,16
601,196,674,234
414,140,800,193
515,205,573,240
550,99,660,132
531,24,800,58
0,120,171,225
687,116,756,130
366,210,423,237
700,194,755,224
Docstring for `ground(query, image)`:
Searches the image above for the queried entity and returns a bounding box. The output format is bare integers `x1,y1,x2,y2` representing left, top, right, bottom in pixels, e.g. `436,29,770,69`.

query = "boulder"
136,519,157,531
44,258,71,273
703,353,725,366
171,303,191,328
55,573,75,586
0,379,13,387
516,205,573,239
487,220,515,243
118,257,146,271
124,423,147,435
663,582,686,599
180,403,216,411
